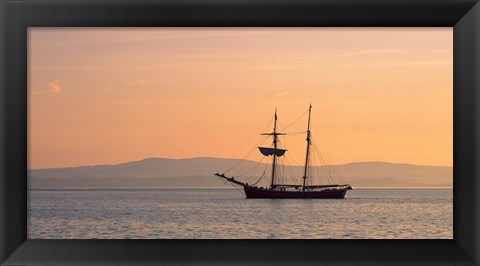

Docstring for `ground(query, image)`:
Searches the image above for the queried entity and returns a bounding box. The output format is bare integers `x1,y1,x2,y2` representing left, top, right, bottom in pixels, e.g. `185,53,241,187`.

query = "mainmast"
271,109,278,189
302,104,312,191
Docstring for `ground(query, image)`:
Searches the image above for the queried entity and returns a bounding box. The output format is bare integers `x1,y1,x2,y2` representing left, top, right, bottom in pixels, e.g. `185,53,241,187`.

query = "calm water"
28,188,452,239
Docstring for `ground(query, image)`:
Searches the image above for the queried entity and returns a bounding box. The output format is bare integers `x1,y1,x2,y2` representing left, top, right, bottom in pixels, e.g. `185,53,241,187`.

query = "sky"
28,28,452,169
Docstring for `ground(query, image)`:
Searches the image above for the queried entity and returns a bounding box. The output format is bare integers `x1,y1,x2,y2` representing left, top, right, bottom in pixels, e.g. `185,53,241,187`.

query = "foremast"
302,104,312,191
271,109,278,188
259,108,287,189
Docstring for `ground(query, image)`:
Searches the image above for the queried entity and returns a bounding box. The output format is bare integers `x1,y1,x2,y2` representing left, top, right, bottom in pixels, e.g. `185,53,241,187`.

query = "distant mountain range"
29,157,452,188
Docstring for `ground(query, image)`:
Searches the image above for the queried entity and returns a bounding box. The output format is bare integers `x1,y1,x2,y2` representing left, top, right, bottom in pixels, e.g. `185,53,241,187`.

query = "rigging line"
283,151,297,183
285,152,301,184
312,138,344,184
315,142,337,184
284,131,307,136
231,184,244,195
236,155,266,179
290,160,301,184
282,158,289,184
286,151,302,184
314,147,330,184
216,176,244,195
251,158,271,186
310,153,317,186
278,134,286,185
237,163,261,180
313,143,328,184
276,156,283,184
232,127,271,164
283,155,291,183
220,115,273,173
277,158,283,185
287,145,298,166
240,138,272,167
324,159,343,183
280,157,287,184
310,148,321,185
313,140,333,178
311,138,333,183
231,152,262,175
225,135,269,173
313,150,321,185
312,137,335,170
264,155,273,187
317,149,335,184
282,109,309,130
323,158,344,183
251,172,265,186
311,111,337,170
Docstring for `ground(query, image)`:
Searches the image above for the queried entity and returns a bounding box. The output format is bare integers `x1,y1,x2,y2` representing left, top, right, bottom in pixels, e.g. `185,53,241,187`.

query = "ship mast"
302,104,312,191
270,109,278,189
258,108,286,189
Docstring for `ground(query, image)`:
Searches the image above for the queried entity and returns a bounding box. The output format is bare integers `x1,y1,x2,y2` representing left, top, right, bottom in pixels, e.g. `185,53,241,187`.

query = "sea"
28,188,452,239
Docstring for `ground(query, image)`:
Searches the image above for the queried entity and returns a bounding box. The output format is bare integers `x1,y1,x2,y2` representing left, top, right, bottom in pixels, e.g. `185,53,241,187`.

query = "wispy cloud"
299,48,409,60
104,85,114,91
336,48,408,57
275,91,289,97
49,81,62,93
129,79,152,86
32,81,62,94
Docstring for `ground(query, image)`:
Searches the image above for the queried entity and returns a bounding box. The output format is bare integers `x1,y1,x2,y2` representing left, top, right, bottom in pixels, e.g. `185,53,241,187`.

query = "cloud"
129,79,151,86
32,81,62,94
275,91,289,97
342,48,408,57
299,49,409,59
49,81,62,93
105,85,114,91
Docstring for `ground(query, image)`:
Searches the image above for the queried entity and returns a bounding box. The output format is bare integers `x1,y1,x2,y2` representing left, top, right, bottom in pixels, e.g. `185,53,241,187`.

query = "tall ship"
215,105,352,199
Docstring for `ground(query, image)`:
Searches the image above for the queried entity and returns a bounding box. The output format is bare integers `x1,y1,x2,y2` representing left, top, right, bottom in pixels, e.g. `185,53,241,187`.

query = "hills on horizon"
29,157,452,188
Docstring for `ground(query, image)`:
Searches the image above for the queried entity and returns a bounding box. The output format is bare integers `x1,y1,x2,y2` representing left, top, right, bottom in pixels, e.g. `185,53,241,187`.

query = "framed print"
1,0,479,265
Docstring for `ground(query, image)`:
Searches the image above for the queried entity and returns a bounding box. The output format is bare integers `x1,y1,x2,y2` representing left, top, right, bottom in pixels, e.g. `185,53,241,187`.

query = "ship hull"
244,186,349,199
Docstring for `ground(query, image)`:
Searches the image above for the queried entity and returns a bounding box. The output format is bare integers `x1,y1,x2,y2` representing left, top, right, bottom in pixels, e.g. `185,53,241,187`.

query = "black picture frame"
1,0,479,265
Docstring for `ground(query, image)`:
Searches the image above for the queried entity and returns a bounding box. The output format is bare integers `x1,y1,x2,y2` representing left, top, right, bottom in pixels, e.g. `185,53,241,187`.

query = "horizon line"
29,156,454,171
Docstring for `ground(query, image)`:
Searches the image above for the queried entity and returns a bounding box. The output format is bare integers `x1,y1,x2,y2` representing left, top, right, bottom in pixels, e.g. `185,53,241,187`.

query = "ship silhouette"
215,105,352,199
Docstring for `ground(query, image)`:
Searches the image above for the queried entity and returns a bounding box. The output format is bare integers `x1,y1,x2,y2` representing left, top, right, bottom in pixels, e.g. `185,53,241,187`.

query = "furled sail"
258,147,287,157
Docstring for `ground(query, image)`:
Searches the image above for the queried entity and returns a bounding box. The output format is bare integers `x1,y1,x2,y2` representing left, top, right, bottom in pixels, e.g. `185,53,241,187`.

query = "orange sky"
28,28,452,169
